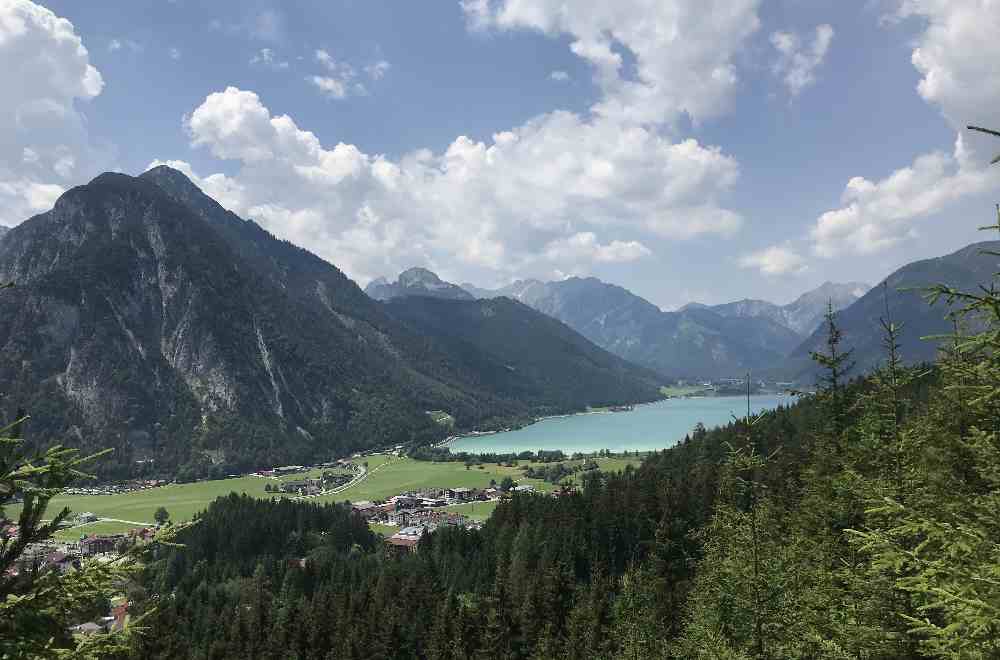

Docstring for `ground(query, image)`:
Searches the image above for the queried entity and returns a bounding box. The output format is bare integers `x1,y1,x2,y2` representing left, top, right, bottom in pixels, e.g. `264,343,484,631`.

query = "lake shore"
446,394,792,455
438,403,640,449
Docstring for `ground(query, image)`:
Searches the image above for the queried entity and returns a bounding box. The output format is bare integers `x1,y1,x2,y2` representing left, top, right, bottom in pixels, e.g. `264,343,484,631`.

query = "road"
292,458,395,500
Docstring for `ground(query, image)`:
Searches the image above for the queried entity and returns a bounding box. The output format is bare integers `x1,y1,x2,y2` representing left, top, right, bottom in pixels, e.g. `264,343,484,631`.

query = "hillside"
788,240,1000,380
0,168,661,479
384,296,663,410
463,276,802,379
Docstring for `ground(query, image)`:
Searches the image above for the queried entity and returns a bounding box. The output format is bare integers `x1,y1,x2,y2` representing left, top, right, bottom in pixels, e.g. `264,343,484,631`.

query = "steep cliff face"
0,173,363,475
0,169,661,478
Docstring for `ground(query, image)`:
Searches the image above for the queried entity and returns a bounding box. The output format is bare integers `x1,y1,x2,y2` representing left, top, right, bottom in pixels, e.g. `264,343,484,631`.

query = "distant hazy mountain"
788,241,1000,380
689,281,870,337
366,267,475,301
467,276,802,379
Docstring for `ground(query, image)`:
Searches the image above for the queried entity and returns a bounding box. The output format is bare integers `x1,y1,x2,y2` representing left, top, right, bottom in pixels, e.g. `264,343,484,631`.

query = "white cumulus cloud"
770,24,834,97
739,243,807,276
811,135,993,257
153,3,758,285
809,1,1000,258
549,70,569,82
543,232,651,264
0,0,106,224
461,0,762,126
154,86,742,284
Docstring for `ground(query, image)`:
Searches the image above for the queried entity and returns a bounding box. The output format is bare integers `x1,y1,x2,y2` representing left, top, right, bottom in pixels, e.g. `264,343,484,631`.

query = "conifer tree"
1,424,180,658
810,302,855,445
847,131,1000,656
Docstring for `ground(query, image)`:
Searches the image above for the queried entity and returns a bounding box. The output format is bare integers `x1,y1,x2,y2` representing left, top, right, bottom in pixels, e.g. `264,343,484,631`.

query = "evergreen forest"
125,231,1000,657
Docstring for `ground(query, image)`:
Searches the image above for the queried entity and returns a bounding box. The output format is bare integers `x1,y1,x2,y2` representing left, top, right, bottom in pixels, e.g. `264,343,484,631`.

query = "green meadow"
4,453,643,537
316,456,558,504
53,519,140,542
443,500,498,521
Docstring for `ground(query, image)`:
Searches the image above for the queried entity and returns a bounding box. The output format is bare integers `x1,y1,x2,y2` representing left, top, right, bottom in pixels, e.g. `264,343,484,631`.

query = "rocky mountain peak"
398,267,444,288
365,267,473,301
141,165,204,200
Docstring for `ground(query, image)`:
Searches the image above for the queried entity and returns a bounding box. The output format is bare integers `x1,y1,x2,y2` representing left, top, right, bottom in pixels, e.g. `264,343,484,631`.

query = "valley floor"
7,454,641,537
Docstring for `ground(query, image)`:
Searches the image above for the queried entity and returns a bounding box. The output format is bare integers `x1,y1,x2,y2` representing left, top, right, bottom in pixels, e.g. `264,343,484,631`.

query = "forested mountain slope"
0,168,660,479
788,240,1000,380
133,275,1000,657
384,295,663,411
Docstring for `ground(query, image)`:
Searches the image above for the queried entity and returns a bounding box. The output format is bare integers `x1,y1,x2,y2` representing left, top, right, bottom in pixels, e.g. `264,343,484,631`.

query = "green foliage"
113,159,1000,658
0,170,660,482
0,419,184,659
844,227,1000,657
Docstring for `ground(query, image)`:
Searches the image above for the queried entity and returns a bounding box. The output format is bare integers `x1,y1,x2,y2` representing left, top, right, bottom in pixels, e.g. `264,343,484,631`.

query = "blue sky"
3,0,999,309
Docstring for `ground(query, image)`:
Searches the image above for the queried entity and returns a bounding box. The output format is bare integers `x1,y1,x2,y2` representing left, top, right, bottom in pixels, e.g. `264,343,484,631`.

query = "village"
0,519,158,637
0,455,558,638
348,481,541,553
254,462,359,496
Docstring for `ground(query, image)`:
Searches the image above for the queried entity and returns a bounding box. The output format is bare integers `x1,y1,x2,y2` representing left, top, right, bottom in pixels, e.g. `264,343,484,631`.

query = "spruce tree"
847,133,1000,656
1,426,179,658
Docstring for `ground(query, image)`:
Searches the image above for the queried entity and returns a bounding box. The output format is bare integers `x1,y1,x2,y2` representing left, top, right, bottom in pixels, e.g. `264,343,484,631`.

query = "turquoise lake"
448,394,794,454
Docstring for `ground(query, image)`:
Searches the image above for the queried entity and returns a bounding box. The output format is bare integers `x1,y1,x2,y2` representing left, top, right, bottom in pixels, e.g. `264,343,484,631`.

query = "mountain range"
681,281,870,337
379,273,868,379
2,165,994,480
0,167,660,479
376,247,1000,384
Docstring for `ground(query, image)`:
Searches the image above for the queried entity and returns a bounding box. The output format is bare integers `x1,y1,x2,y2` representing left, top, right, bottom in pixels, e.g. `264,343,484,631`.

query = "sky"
2,0,999,310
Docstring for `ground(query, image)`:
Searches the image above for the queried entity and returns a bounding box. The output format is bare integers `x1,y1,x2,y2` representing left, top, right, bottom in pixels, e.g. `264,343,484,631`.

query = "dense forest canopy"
4,201,999,658
4,228,1000,657
123,211,1000,658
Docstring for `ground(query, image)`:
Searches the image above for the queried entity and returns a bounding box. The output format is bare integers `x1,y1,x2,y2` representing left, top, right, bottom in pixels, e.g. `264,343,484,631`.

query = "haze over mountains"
366,268,475,302
682,281,871,337
0,167,659,478
375,249,1000,384
375,271,870,379
1,164,994,479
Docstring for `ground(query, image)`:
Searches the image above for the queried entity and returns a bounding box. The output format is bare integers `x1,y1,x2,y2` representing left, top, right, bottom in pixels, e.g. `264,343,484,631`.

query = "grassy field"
443,500,498,521
351,454,394,470
3,452,647,537
369,523,399,537
6,475,276,529
325,455,645,504
316,456,559,504
53,520,140,542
